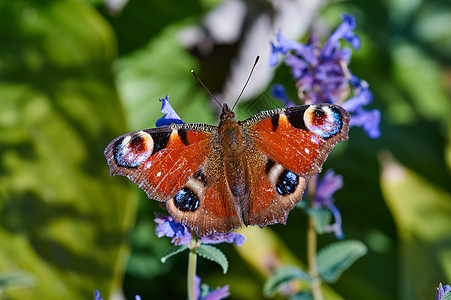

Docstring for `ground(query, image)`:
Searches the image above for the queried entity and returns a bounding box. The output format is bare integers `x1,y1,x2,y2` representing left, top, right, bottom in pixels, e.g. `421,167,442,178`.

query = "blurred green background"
1,0,450,299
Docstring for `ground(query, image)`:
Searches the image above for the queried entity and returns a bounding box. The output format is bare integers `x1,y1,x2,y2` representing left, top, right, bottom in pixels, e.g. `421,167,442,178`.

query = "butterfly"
104,100,350,237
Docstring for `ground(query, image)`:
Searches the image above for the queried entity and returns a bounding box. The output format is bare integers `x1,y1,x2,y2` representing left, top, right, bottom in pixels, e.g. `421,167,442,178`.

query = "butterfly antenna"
191,69,223,108
231,55,260,111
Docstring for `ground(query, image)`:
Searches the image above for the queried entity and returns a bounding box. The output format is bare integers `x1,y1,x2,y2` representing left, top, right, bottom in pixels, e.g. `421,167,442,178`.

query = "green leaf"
307,208,332,235
0,272,34,292
234,227,343,300
290,292,314,300
317,240,367,283
263,266,310,297
443,292,451,300
160,245,189,263
114,22,215,132
196,244,228,274
381,156,451,298
0,1,134,299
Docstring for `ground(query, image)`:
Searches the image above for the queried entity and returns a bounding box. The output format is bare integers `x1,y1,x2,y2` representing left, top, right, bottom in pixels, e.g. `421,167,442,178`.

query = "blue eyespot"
276,170,299,196
173,187,200,212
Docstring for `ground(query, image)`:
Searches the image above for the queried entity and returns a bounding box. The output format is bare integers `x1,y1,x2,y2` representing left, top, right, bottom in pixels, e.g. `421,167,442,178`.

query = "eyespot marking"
173,186,200,212
303,105,342,139
113,131,153,168
276,170,299,196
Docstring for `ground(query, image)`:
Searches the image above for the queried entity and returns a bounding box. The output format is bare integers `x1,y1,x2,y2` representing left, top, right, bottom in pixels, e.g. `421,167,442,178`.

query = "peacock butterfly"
104,99,350,237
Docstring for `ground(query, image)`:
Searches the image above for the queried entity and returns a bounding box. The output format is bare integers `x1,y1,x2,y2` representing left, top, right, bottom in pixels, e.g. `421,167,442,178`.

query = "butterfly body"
105,104,350,236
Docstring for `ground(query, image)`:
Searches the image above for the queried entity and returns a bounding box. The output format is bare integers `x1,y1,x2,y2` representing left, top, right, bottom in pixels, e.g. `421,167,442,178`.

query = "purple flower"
270,14,360,104
437,283,451,300
342,76,381,138
322,13,361,58
156,95,184,127
94,290,104,300
154,213,192,246
270,14,381,139
348,108,381,138
313,170,344,239
194,275,230,300
135,296,141,300
200,232,246,247
154,214,245,247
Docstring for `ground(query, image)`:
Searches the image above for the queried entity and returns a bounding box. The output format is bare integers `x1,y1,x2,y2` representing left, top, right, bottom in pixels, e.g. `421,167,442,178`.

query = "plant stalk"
187,235,198,300
308,215,323,300
307,175,323,300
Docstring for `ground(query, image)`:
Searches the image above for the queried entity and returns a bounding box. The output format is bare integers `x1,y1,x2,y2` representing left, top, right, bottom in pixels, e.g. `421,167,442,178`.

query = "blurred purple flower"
94,290,103,300
313,170,344,239
270,14,381,139
348,108,381,138
437,283,451,300
156,95,184,127
342,76,381,138
271,84,295,107
154,214,245,246
194,275,230,300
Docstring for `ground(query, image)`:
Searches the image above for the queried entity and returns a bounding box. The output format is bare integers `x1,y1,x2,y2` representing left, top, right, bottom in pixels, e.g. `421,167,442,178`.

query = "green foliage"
381,157,451,299
443,292,451,300
113,23,214,131
160,245,189,263
0,272,34,295
317,240,368,283
196,244,229,274
263,266,310,297
290,292,314,300
0,0,134,299
307,208,332,235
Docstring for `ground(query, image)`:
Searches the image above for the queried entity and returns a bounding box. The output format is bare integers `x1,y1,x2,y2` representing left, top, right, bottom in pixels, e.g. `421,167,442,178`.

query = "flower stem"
307,176,323,300
308,214,323,300
187,235,198,300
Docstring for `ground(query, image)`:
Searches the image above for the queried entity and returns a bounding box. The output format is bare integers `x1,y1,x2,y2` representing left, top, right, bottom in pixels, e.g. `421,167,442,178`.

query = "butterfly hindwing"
241,104,350,226
166,160,242,237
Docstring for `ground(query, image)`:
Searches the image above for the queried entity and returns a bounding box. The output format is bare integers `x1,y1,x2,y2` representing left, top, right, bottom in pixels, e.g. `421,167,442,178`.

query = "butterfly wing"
166,147,242,236
241,104,350,226
104,123,241,236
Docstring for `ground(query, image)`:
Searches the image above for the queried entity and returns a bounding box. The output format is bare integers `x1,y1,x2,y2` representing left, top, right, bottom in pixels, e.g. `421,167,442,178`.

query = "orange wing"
105,123,242,236
241,104,350,226
104,124,215,201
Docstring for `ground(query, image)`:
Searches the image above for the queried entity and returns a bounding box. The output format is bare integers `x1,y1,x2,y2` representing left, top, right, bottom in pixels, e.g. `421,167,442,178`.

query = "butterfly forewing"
243,104,349,176
104,124,216,201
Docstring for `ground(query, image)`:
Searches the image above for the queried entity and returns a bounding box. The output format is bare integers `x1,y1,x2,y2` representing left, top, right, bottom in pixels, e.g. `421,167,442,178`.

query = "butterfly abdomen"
218,117,249,202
